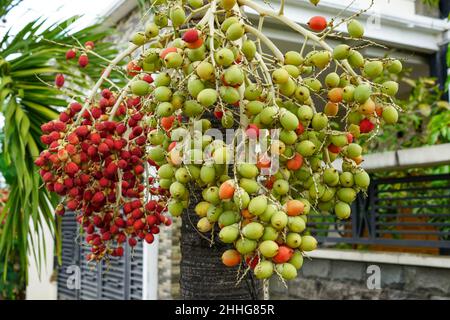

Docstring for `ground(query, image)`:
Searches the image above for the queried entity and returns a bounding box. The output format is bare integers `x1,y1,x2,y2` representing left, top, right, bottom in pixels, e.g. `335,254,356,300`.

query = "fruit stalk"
278,0,285,16
75,44,139,124
244,25,284,63
238,0,359,79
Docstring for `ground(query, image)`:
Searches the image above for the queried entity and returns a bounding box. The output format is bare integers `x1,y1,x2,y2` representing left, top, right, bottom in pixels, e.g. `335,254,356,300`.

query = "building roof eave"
103,0,449,53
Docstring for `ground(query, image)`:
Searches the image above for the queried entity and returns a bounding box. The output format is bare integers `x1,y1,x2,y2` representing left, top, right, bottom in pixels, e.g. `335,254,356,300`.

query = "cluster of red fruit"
36,87,171,260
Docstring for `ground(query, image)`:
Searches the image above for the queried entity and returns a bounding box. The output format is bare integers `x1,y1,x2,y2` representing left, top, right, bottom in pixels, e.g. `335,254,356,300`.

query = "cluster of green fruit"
136,0,401,281
47,0,401,281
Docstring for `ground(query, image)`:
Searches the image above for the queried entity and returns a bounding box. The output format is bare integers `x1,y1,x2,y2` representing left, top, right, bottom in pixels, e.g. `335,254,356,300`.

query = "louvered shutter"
57,211,80,300
57,213,144,300
129,244,144,300
79,244,100,300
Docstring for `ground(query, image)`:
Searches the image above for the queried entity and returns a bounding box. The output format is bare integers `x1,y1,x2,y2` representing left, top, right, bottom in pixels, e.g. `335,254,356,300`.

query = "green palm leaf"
0,5,119,287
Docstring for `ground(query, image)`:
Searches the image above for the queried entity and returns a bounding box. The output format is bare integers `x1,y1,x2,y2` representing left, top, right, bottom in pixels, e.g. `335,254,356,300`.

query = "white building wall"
26,219,57,300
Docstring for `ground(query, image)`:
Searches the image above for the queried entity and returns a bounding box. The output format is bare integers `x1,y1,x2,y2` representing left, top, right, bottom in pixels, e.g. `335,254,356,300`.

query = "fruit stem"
255,52,276,104
209,0,218,90
244,24,284,63
42,38,113,65
238,0,359,80
186,2,212,22
197,6,214,27
108,75,136,121
323,147,331,165
75,44,139,124
278,0,285,16
256,15,265,54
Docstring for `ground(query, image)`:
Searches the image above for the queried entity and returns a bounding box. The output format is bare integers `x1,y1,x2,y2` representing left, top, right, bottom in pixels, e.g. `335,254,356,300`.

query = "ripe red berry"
146,215,157,226
99,97,109,109
53,121,66,132
54,182,65,195
213,109,223,119
98,142,110,155
70,102,82,113
145,233,154,244
84,41,95,50
246,124,260,139
131,199,142,209
164,218,172,226
150,226,160,234
42,171,53,182
113,139,124,150
145,200,157,212
182,29,199,43
102,232,111,241
132,126,143,136
127,61,142,76
143,74,153,83
59,112,71,123
359,118,375,133
129,237,137,247
65,162,80,176
99,177,110,188
41,122,54,133
134,164,144,175
118,159,128,170
92,191,105,204
55,204,65,216
346,133,354,143
161,116,175,131
34,157,45,167
68,187,79,197
66,49,77,60
106,162,118,176
308,16,327,32
116,123,127,135
55,74,65,88
117,233,127,243
101,88,112,99
133,219,145,231
328,144,341,154
296,123,305,135
91,107,102,119
67,199,79,211
78,54,89,68
132,209,143,219
75,125,89,138
113,247,124,257
246,255,259,269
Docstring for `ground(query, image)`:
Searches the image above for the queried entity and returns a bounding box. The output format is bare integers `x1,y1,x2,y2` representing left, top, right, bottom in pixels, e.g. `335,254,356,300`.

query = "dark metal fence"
308,173,450,250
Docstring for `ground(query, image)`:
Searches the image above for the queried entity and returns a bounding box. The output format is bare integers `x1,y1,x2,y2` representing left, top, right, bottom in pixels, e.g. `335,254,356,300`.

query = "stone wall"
157,219,182,300
270,258,450,300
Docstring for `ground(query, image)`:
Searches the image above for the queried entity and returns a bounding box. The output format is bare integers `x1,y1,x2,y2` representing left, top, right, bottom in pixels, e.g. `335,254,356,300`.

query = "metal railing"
308,173,450,250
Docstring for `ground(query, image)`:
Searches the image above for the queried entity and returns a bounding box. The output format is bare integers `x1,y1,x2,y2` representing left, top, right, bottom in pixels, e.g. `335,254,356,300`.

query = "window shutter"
57,211,79,300
129,243,144,300
57,212,144,300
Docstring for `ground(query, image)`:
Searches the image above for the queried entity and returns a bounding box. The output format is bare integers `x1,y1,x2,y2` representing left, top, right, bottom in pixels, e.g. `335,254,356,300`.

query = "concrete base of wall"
270,256,450,300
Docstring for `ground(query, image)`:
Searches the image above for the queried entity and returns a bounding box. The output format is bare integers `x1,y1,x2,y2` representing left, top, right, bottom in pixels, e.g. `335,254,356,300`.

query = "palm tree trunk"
180,190,262,300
